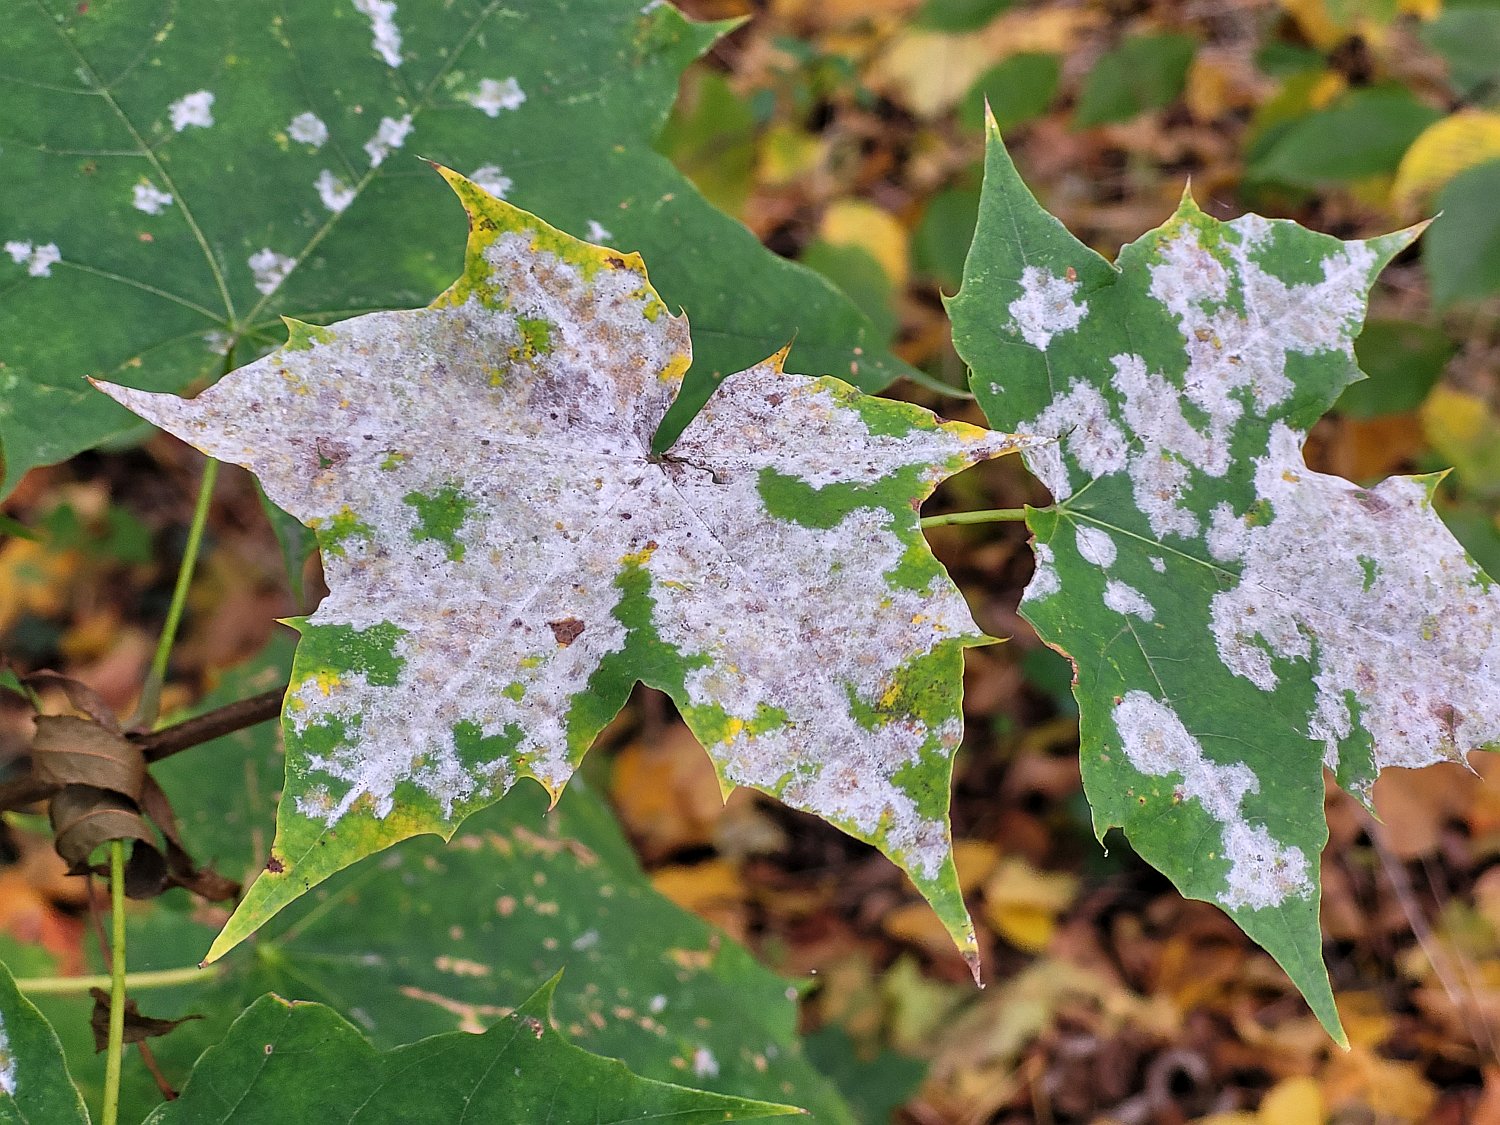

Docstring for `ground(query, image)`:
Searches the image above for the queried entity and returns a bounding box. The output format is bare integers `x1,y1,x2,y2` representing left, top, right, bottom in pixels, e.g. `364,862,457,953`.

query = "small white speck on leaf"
464,77,526,116
364,114,412,167
469,165,512,199
169,90,215,131
585,220,613,243
352,0,403,67
1103,579,1155,622
1007,265,1087,351
692,1046,719,1078
316,170,356,214
248,249,295,295
4,240,60,278
1075,526,1116,569
288,112,329,147
132,180,173,215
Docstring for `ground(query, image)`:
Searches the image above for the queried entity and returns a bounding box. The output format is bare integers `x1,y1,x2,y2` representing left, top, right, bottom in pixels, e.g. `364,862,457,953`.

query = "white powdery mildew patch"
1114,691,1311,910
132,180,173,214
1017,381,1128,502
1007,265,1087,350
465,77,526,116
1103,579,1155,622
169,90,214,131
1022,542,1061,604
248,249,296,295
289,112,329,147
586,220,613,244
1210,421,1500,773
353,0,402,67
1150,556,1166,573
0,1010,12,1096
4,241,60,278
1075,526,1116,568
363,115,412,167
1111,223,1379,539
469,165,512,199
315,169,356,214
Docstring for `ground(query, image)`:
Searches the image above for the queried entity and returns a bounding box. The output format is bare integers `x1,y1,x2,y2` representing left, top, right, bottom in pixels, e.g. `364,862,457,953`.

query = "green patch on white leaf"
97,169,1024,969
948,117,1495,1041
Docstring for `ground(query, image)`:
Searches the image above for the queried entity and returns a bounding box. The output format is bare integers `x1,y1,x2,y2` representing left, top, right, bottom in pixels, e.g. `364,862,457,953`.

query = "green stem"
15,965,211,995
101,841,127,1125
137,457,220,727
920,507,1030,529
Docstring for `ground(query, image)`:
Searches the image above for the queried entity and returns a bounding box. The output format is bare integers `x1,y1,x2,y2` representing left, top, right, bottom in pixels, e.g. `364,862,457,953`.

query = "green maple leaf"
0,0,909,497
142,978,797,1124
97,169,1021,968
0,961,90,1125
948,120,1500,1040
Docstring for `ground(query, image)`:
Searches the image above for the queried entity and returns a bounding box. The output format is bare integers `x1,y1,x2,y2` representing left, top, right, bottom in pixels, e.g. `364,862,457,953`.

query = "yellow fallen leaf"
819,199,909,286
1422,384,1500,496
952,839,1000,895
982,857,1078,953
1392,111,1500,208
756,123,824,187
1259,1075,1324,1125
650,859,743,914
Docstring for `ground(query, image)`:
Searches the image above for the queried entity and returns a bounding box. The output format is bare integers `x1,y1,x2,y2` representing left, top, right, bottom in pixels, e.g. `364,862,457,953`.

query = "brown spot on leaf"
266,856,285,874
549,617,585,646
523,1015,545,1038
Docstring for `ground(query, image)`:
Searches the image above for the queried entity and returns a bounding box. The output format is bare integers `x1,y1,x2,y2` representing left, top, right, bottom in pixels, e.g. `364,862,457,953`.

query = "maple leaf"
97,168,1022,966
948,120,1500,1040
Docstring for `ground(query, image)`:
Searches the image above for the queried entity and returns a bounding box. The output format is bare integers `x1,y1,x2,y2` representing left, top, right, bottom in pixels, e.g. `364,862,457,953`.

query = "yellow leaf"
1259,1075,1324,1124
1392,111,1500,207
1422,384,1500,495
952,839,1000,895
982,858,1078,953
756,123,824,187
819,199,909,286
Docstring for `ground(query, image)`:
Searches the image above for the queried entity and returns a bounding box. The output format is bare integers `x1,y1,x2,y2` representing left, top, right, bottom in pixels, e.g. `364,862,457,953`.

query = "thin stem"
920,507,1030,529
101,841,127,1125
136,688,285,763
137,457,220,727
16,965,210,995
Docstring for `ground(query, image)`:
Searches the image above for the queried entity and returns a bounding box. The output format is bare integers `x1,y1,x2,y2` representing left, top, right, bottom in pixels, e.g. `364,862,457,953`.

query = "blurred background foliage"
6,0,1500,1120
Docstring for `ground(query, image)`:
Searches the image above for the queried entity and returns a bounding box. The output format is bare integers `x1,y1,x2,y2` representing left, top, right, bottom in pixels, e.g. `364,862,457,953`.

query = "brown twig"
131,689,285,763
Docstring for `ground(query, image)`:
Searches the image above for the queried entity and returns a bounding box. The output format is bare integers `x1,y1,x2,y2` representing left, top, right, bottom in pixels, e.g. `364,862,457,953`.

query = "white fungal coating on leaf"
3,241,59,278
1074,526,1116,569
1022,542,1060,603
465,77,526,116
353,0,403,67
0,1011,12,1095
288,112,329,147
316,170,356,214
586,220,613,244
1210,422,1500,773
1007,265,1087,351
363,114,412,167
96,177,1023,917
470,166,512,199
1113,692,1311,910
1017,382,1127,502
168,90,214,131
247,249,295,295
131,181,173,215
1103,580,1154,622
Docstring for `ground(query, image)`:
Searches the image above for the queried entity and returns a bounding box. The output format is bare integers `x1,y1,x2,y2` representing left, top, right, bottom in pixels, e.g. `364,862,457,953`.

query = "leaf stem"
15,965,212,995
135,688,285,763
101,841,127,1125
920,507,1030,529
138,457,220,727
